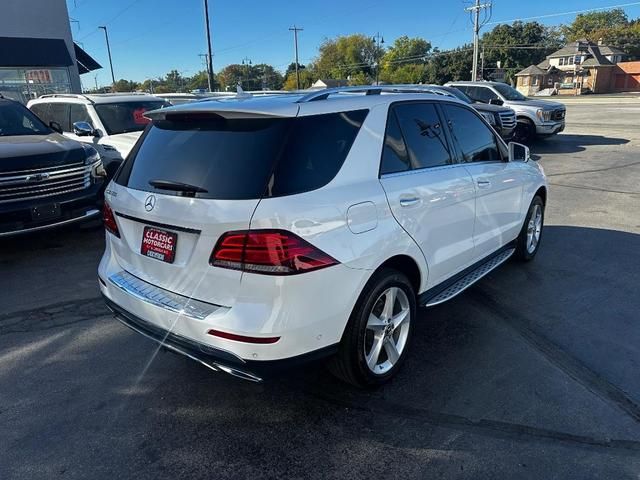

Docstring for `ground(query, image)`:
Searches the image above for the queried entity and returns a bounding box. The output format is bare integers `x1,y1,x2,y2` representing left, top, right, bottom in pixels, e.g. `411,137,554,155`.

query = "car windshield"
493,83,528,101
0,101,50,136
94,101,168,135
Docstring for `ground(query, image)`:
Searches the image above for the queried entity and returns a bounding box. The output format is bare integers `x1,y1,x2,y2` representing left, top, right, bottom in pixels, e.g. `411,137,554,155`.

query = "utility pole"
203,0,215,92
262,64,267,90
289,25,303,89
372,32,384,85
465,0,492,81
242,57,252,89
94,75,98,92
98,26,115,91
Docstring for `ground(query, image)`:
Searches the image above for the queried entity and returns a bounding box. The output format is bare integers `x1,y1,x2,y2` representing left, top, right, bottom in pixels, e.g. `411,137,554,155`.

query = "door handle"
477,180,492,189
399,196,421,207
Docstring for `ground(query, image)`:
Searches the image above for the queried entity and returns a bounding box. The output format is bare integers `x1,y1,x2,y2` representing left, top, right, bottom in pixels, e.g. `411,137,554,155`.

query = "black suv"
0,97,106,237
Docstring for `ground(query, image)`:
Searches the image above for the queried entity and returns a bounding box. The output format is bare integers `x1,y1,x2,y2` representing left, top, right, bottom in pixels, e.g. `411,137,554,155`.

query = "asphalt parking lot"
2,98,640,479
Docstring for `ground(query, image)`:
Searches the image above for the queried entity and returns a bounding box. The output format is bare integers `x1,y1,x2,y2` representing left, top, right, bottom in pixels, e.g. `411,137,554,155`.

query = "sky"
66,0,640,87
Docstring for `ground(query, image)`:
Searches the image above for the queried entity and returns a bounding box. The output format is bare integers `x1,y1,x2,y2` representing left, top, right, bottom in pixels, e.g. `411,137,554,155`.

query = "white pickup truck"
446,81,565,144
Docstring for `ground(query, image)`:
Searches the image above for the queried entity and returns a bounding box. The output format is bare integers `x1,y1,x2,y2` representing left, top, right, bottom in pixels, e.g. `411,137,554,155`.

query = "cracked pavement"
1,99,639,479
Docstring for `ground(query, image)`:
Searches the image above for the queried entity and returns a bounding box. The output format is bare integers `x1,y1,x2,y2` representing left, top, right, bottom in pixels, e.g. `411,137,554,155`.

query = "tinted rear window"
117,110,368,200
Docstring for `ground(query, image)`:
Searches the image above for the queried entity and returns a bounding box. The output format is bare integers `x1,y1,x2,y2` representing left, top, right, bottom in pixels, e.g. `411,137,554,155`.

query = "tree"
424,46,473,84
283,68,315,90
562,9,640,59
562,9,629,41
113,79,139,92
187,70,211,91
481,21,563,83
314,34,383,81
285,62,305,78
254,63,284,90
380,36,431,84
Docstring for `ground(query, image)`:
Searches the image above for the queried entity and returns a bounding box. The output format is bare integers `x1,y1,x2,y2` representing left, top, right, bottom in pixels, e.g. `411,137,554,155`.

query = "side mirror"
508,142,531,162
49,121,63,134
73,121,97,137
489,98,504,106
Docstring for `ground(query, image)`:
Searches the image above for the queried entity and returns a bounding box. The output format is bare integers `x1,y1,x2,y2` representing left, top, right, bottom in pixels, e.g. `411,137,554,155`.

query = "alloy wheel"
526,204,542,254
364,287,411,375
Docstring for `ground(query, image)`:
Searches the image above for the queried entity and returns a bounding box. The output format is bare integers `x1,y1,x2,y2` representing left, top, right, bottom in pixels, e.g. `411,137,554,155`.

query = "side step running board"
421,248,515,307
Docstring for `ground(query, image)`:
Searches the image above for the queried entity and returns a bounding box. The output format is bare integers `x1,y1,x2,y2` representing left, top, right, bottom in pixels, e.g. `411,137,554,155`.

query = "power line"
486,1,640,25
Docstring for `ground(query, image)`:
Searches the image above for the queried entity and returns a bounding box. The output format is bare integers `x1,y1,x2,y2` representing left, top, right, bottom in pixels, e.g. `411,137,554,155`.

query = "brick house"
515,40,630,95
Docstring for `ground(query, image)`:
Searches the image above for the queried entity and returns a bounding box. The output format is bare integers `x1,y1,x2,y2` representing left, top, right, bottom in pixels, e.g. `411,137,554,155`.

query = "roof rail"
296,85,452,103
38,93,94,103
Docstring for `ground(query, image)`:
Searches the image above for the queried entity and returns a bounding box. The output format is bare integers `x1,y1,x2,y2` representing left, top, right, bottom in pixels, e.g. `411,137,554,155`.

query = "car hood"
102,131,143,157
0,132,86,171
472,103,514,113
507,99,564,110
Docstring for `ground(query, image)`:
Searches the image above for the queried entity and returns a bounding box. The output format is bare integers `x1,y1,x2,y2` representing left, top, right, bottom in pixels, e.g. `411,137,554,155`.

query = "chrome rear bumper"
107,270,224,321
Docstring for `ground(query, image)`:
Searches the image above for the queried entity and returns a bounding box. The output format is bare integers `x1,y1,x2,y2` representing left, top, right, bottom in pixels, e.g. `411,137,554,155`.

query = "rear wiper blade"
148,179,208,194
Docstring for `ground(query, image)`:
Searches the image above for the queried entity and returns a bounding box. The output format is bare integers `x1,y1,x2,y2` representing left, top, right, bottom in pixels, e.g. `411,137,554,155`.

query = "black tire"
328,268,416,387
515,195,545,261
513,118,536,145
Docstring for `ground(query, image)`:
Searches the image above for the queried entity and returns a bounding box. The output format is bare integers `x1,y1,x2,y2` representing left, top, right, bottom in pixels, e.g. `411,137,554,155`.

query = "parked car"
27,93,169,178
394,84,517,141
0,96,105,237
446,81,566,144
99,86,547,387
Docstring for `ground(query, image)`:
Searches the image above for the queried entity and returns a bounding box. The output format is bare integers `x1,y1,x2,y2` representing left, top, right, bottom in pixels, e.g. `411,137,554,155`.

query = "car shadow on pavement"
530,134,630,157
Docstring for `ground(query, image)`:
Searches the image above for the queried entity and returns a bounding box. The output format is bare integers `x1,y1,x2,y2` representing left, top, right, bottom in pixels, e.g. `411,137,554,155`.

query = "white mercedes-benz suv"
99,86,547,387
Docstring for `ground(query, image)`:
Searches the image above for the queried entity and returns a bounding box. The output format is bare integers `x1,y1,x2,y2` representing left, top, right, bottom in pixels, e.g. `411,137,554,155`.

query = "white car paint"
98,90,547,376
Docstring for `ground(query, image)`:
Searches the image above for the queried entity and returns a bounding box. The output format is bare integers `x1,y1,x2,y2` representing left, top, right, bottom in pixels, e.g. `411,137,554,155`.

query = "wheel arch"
369,254,422,297
535,185,547,205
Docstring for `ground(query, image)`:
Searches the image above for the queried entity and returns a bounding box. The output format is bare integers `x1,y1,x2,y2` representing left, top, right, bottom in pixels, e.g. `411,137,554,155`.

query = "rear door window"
117,110,368,200
442,104,503,163
392,103,453,169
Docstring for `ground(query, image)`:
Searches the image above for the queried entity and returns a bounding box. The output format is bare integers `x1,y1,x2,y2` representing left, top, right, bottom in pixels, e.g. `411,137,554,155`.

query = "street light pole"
98,26,115,91
372,32,384,85
289,25,303,89
203,0,215,92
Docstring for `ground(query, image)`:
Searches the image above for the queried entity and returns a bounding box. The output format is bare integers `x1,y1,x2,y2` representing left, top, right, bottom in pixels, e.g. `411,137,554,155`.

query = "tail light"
210,230,338,275
103,202,120,238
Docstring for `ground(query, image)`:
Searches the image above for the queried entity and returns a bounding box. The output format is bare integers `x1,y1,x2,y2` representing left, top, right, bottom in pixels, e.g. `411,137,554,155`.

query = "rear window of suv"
116,110,368,200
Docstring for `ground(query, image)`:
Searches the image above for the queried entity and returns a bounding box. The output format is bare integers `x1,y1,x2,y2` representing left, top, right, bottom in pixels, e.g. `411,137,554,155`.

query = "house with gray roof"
515,40,629,95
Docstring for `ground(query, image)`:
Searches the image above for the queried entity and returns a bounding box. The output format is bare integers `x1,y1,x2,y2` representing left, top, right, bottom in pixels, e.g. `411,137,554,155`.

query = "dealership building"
0,0,101,103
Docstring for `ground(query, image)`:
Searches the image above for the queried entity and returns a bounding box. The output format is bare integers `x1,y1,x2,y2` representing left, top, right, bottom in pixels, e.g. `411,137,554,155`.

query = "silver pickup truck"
446,81,565,144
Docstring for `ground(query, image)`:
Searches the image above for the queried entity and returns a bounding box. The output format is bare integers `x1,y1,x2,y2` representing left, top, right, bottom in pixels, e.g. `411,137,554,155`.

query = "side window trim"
440,103,505,164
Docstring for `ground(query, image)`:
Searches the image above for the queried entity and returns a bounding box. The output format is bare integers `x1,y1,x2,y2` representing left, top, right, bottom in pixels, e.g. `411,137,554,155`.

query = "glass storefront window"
0,67,72,104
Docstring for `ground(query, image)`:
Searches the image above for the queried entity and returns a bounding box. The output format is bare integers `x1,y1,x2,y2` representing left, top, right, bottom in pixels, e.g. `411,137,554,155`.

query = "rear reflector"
207,329,280,344
103,202,120,238
210,229,338,275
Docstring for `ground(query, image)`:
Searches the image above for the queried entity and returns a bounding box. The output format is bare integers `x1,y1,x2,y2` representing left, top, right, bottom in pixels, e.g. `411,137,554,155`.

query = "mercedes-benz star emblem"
144,195,156,212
